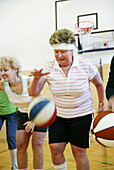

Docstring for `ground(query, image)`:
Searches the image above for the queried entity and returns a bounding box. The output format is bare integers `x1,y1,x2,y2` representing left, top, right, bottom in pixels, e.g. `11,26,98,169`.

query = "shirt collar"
72,55,79,67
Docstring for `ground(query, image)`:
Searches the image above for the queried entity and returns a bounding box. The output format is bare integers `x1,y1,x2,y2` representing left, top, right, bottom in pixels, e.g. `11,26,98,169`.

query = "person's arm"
0,81,5,91
23,121,35,133
28,68,50,96
0,75,2,81
104,96,114,112
90,72,105,113
0,74,4,90
104,56,114,111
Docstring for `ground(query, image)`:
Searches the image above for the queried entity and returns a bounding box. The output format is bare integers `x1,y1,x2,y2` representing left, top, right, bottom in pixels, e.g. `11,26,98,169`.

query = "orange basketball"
91,111,114,147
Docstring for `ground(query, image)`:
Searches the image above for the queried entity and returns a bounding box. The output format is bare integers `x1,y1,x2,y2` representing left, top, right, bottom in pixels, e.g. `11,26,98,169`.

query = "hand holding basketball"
24,121,35,133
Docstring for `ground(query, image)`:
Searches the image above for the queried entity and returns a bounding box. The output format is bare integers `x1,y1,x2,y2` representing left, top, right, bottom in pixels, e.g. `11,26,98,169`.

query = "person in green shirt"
0,76,18,170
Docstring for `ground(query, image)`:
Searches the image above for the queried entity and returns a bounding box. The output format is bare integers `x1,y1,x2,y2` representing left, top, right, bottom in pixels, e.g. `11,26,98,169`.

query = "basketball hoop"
75,21,94,34
75,21,94,52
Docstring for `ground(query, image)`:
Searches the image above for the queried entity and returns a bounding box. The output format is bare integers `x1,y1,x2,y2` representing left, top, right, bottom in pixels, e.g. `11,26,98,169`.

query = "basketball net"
75,21,94,51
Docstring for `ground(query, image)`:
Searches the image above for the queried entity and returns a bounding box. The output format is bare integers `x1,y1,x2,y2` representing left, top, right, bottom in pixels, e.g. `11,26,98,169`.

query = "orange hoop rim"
75,21,94,33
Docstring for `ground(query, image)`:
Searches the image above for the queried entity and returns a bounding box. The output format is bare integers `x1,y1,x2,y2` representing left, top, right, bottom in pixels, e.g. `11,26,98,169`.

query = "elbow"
29,91,34,96
29,92,34,96
29,92,38,97
29,89,40,97
29,92,37,97
28,90,37,97
97,82,104,88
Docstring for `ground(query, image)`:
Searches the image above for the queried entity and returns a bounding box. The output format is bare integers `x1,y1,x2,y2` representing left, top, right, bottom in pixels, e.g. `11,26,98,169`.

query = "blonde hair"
49,29,76,46
0,56,22,77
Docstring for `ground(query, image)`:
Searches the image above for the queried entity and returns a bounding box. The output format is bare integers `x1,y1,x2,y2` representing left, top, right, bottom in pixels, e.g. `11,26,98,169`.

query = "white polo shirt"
44,56,98,118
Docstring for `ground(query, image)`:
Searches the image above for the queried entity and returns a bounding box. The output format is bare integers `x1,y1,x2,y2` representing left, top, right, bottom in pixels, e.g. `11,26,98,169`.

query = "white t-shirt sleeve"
88,60,98,80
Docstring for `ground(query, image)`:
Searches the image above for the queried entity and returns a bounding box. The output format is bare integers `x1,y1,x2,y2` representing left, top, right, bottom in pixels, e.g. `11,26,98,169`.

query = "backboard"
55,0,114,53
75,30,114,53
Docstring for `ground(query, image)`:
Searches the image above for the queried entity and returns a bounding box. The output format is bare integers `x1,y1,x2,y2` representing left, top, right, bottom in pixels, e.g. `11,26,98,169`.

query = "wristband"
99,103,104,106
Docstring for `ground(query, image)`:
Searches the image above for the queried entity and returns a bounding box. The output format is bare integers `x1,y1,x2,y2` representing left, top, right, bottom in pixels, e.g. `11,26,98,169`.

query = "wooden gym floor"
0,122,114,170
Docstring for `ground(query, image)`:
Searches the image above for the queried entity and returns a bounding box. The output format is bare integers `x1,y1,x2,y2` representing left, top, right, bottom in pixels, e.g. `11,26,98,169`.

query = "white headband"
52,43,75,50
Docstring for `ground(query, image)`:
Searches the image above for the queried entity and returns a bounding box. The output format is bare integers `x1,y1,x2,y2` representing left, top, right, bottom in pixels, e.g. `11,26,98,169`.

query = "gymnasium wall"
0,0,113,70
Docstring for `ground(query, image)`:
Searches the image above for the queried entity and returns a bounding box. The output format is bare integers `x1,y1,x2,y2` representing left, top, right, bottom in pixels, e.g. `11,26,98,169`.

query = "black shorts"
49,114,93,148
17,111,48,132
